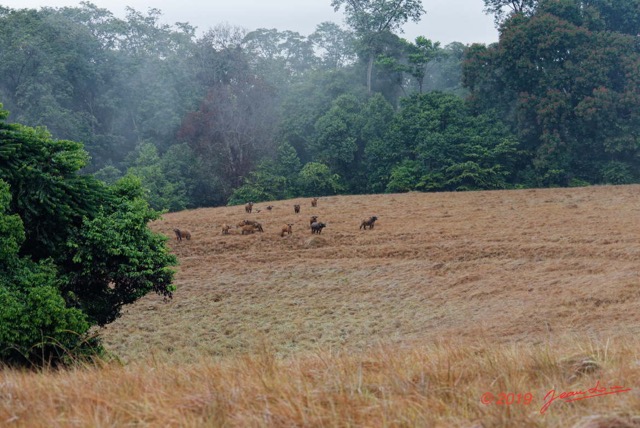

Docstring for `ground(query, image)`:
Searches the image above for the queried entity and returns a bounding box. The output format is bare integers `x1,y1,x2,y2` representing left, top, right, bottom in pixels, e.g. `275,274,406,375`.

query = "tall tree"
467,0,640,186
309,22,357,69
0,7,107,149
402,36,442,93
581,0,640,35
243,28,317,88
193,24,250,90
331,0,425,92
126,142,193,212
425,42,466,95
483,0,538,26
278,68,365,163
0,4,202,171
101,6,201,158
377,36,443,94
311,94,363,178
178,77,279,199
382,92,520,191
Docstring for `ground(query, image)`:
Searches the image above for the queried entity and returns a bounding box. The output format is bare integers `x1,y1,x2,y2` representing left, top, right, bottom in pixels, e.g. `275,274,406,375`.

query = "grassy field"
2,185,640,427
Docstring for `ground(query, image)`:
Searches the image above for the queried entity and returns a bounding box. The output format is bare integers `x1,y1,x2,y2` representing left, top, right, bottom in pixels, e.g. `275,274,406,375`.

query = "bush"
0,106,176,367
127,143,190,212
227,182,279,206
568,177,591,187
385,160,422,193
0,179,96,366
298,162,345,196
601,161,634,185
227,167,288,206
0,271,96,366
63,175,177,326
227,142,303,205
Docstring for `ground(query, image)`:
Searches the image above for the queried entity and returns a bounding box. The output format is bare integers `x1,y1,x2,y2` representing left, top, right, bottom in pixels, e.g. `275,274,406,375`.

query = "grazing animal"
311,197,318,207
360,216,378,230
280,223,293,237
173,228,191,241
245,202,254,213
294,204,300,214
309,216,318,228
221,224,230,235
266,205,273,211
241,224,256,235
311,222,326,234
238,219,263,232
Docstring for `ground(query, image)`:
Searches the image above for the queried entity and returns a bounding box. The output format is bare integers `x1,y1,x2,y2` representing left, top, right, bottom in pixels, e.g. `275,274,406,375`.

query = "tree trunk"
367,54,374,94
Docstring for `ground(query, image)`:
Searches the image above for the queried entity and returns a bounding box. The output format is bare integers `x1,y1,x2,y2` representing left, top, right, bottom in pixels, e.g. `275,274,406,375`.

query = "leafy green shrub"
0,105,176,367
0,179,95,366
227,183,277,206
227,142,303,205
445,161,510,191
94,165,123,185
417,172,447,191
568,177,591,187
385,160,422,193
0,270,96,366
601,161,634,185
127,142,190,212
298,162,345,196
64,176,177,326
227,166,290,206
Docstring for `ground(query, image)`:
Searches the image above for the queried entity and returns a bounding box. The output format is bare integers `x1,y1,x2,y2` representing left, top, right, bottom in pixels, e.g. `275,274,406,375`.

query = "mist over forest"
1,0,639,211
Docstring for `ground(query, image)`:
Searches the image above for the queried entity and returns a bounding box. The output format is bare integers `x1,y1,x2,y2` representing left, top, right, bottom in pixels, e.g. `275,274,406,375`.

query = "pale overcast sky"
0,0,498,45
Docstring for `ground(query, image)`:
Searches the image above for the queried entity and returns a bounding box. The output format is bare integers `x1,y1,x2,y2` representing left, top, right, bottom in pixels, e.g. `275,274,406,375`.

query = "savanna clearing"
3,185,640,427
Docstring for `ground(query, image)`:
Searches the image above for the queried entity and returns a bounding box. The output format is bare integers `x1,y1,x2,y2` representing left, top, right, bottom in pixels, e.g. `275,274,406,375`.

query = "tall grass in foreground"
1,337,638,427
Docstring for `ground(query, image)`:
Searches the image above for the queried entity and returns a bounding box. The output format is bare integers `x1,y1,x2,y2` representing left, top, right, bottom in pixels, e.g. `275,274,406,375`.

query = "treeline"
469,0,640,186
1,0,639,211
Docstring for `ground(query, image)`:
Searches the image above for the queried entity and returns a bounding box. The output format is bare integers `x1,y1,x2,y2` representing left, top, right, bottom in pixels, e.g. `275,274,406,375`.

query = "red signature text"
540,380,631,414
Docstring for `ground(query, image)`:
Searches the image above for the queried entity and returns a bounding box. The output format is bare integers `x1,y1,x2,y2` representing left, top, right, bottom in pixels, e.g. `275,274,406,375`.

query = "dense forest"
1,0,639,211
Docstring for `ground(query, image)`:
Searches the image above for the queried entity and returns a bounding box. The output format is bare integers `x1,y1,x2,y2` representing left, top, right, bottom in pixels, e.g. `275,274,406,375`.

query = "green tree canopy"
467,0,640,186
0,104,176,366
298,162,345,196
331,0,425,92
379,92,520,191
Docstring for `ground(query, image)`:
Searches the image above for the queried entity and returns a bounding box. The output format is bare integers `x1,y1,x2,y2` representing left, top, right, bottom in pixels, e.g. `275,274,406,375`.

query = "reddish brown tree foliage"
178,77,278,195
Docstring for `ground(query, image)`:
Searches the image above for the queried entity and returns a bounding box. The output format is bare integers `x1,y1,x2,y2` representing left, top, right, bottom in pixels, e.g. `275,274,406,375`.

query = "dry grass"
105,186,640,361
3,185,640,426
1,338,638,427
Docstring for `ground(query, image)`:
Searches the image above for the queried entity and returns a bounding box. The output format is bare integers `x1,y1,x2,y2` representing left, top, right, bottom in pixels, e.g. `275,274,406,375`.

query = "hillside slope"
101,185,640,363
